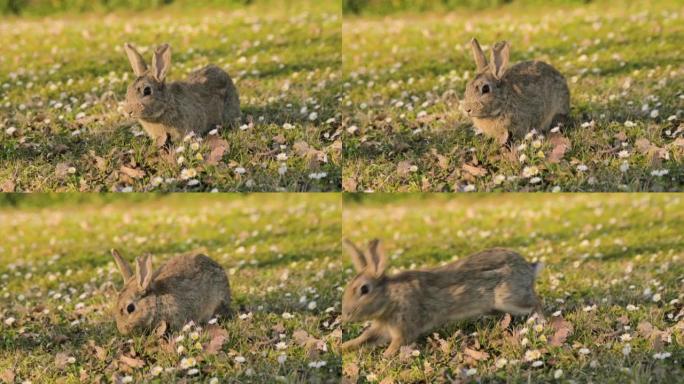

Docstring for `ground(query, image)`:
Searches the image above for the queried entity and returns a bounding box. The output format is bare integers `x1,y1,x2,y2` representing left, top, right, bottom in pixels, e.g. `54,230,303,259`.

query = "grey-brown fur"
341,239,543,357
461,38,570,144
111,249,231,335
123,43,240,146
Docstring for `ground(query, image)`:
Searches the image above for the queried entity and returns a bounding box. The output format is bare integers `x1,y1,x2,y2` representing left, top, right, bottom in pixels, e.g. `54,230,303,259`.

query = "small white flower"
650,109,659,118
277,153,288,161
552,310,562,317
652,293,661,302
307,301,317,310
409,165,418,172
650,169,669,177
121,376,133,384
186,368,199,376
234,356,246,363
308,360,326,368
208,318,218,325
524,349,542,362
653,352,671,360
620,333,632,342
554,369,563,379
522,166,539,178
235,167,246,174
5,127,16,135
209,378,219,384
465,368,477,376
282,312,293,319
208,129,218,135
4,317,16,326
275,341,287,350
578,347,590,355
417,111,427,118
622,344,631,356
411,349,420,357
308,112,318,121
532,360,543,367
624,120,636,127
463,184,476,192
626,304,638,311
239,124,250,130
529,177,542,184
150,366,163,376
619,161,630,173
282,123,294,130
180,357,196,369
551,185,561,192
618,150,630,158
176,345,185,354
346,125,358,134
577,164,588,172
75,112,86,120
495,358,508,368
277,354,287,364
493,174,506,185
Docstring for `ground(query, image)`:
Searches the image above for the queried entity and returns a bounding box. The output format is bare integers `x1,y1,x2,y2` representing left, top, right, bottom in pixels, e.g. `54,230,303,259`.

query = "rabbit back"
502,60,570,138
152,254,231,330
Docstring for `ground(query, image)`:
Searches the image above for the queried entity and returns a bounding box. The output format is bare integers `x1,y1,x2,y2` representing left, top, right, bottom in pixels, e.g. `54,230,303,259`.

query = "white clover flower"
234,356,246,363
624,120,636,127
235,167,246,174
626,304,638,311
308,112,318,121
186,368,199,376
180,357,196,369
524,349,542,361
275,342,287,350
554,369,563,379
277,153,288,161
307,301,317,310
495,358,508,368
282,312,293,319
578,347,590,355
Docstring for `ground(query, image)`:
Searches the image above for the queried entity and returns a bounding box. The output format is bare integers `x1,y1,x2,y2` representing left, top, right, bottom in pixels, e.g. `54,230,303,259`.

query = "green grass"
341,194,684,383
0,194,343,383
0,1,342,192
342,1,684,192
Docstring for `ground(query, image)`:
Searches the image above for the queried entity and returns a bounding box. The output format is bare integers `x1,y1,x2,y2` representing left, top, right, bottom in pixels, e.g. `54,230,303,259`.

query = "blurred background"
344,0,606,15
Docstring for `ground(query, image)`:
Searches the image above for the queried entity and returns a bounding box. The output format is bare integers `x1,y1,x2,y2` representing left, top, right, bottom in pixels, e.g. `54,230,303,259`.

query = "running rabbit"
111,249,231,335
122,43,241,147
341,239,543,357
461,38,570,144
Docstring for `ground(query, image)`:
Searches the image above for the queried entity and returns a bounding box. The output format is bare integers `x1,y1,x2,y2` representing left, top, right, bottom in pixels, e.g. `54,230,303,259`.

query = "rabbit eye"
360,284,370,295
126,303,135,314
481,84,490,94
143,86,152,96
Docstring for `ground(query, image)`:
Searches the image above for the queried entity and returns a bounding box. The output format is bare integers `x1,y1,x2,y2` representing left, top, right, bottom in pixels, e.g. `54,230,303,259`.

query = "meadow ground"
342,1,684,192
0,1,342,192
341,194,684,383
0,194,344,383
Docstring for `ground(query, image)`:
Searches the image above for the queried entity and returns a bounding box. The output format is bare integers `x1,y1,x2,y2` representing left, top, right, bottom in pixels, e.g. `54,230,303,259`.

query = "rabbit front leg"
382,325,414,357
341,322,384,352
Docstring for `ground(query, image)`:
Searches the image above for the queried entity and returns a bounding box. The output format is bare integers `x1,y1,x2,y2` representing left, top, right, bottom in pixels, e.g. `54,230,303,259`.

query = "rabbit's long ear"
365,239,387,278
152,43,171,82
111,249,133,283
343,239,367,272
123,43,147,76
490,41,510,80
135,255,154,292
470,38,487,71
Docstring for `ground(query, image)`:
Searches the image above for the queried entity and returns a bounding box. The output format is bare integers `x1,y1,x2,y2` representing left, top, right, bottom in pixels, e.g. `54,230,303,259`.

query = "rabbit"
122,43,241,147
110,249,232,335
460,38,570,145
340,239,543,357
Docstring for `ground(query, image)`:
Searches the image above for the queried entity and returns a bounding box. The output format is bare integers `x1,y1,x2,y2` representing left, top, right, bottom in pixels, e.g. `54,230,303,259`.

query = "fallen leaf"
54,352,71,369
614,131,628,142
548,134,571,163
206,137,229,166
119,355,144,369
342,177,358,192
120,166,144,179
635,138,651,153
500,313,511,329
1,369,15,384
0,179,15,192
204,324,229,355
55,163,71,178
464,347,489,361
343,361,359,382
462,163,487,177
397,160,412,177
549,316,573,346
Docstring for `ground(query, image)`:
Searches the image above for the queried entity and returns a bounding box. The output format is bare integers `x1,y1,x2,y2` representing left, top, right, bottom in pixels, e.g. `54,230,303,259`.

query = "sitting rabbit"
122,43,241,147
111,249,231,335
461,38,570,144
341,239,543,357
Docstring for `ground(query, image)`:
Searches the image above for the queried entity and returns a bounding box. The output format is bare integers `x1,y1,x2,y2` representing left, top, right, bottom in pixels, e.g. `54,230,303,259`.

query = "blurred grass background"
343,0,636,15
0,0,336,16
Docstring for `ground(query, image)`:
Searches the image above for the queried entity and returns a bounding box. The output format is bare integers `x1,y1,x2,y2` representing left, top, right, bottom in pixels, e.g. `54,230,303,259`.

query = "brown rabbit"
341,239,543,357
122,43,241,147
111,249,231,335
461,38,570,144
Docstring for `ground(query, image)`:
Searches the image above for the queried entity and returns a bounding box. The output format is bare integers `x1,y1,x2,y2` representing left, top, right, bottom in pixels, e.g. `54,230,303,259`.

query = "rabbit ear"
365,239,387,278
135,255,153,292
111,249,133,282
152,43,171,82
123,43,147,77
490,41,510,80
470,38,488,72
343,239,367,272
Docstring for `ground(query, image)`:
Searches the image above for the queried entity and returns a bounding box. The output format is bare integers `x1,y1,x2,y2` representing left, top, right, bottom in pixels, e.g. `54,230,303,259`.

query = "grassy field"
342,1,684,192
0,1,342,192
0,194,343,383
341,194,684,383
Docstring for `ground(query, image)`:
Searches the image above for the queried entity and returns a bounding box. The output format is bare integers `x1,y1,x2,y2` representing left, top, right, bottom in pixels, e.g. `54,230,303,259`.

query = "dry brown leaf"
1,369,15,384
119,355,145,369
464,347,489,361
549,316,573,346
206,137,229,166
614,131,628,142
635,138,651,153
204,325,229,355
54,352,71,369
0,179,15,192
342,177,358,192
548,134,571,163
396,160,413,177
462,163,487,177
343,361,359,382
637,321,653,337
55,162,70,178
500,313,512,329
293,141,327,163
120,166,144,179
88,340,108,361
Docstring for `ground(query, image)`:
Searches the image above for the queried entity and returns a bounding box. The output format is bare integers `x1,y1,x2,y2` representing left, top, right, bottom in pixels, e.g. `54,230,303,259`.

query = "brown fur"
111,249,231,335
461,38,570,144
341,239,543,357
123,43,240,146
